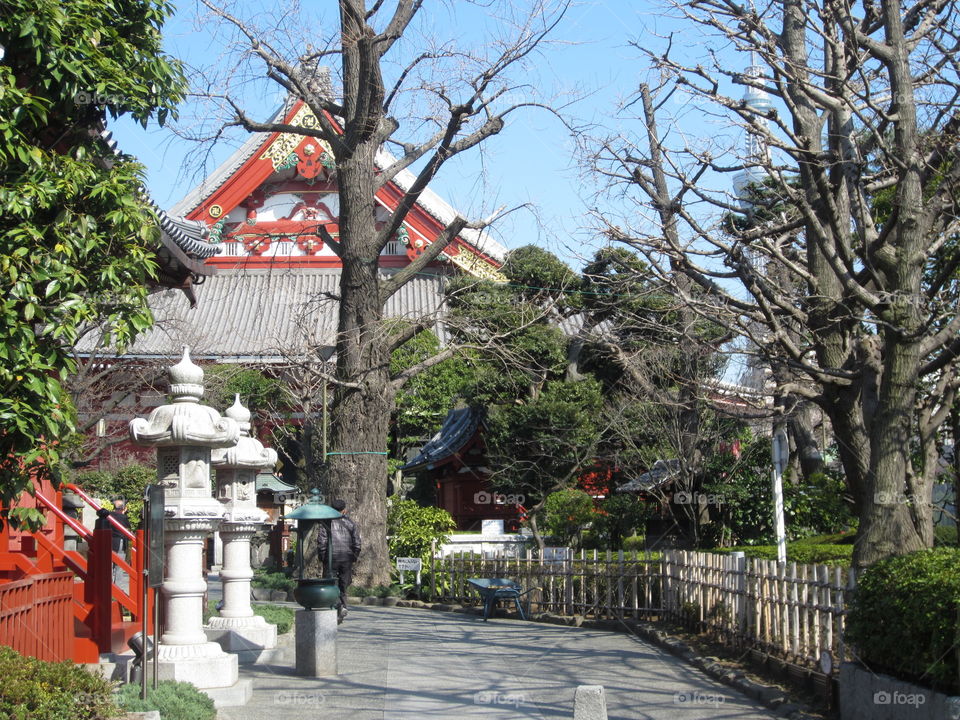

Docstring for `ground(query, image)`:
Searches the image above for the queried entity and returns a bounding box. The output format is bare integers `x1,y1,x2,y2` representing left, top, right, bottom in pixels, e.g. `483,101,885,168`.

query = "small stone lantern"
208,395,278,661
286,489,341,611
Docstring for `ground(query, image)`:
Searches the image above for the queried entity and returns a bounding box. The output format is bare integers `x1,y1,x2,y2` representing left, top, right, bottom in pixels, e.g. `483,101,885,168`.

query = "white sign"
396,557,422,571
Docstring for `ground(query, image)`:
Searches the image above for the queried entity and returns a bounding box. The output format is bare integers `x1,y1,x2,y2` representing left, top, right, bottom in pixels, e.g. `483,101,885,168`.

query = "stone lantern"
129,348,248,703
207,395,278,662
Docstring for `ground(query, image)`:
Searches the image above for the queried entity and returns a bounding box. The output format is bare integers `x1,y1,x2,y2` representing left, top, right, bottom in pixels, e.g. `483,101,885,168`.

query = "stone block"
153,644,239,689
205,616,277,663
573,685,608,720
295,609,337,677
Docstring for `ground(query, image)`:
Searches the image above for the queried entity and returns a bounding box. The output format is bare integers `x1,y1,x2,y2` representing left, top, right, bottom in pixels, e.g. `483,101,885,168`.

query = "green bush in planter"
0,646,118,720
251,569,296,592
252,603,295,634
116,680,215,720
846,547,960,693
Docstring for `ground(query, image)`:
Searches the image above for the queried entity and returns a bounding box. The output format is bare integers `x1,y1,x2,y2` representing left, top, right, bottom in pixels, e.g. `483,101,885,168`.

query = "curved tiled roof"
400,407,485,471
99,129,222,262
76,268,449,361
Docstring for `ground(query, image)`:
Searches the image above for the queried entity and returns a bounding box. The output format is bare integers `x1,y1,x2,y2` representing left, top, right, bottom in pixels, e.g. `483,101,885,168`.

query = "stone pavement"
215,605,784,720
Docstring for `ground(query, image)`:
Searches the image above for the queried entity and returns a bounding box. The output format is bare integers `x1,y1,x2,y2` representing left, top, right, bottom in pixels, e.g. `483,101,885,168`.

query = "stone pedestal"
295,609,337,676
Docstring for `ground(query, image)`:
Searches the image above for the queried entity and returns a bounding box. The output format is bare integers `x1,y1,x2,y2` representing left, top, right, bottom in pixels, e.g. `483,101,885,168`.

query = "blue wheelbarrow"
467,578,538,621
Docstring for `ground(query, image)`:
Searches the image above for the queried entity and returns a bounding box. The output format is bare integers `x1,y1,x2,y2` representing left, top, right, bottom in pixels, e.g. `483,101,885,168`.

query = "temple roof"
168,100,508,270
616,459,681,494
256,471,297,493
400,407,486,472
100,129,221,291
76,268,448,361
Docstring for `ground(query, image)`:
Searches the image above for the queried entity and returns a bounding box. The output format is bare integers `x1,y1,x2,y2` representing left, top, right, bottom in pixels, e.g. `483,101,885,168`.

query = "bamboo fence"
431,548,856,671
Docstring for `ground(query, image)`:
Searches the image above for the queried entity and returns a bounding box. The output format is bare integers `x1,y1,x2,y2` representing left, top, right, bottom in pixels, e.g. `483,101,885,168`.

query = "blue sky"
112,0,742,269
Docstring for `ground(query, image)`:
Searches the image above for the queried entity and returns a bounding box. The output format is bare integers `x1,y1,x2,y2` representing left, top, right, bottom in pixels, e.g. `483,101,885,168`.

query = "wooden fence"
0,571,74,662
662,550,857,669
432,548,856,672
435,549,662,619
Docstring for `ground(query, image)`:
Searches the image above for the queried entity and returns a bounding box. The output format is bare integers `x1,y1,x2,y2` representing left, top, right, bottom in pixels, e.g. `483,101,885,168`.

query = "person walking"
317,498,361,623
95,498,132,588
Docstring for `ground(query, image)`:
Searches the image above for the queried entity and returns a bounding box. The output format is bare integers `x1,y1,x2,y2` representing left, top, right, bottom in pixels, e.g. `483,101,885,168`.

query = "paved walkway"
216,605,783,720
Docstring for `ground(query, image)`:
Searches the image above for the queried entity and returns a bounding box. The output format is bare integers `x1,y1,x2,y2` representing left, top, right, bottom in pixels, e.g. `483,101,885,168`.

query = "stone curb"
392,600,821,720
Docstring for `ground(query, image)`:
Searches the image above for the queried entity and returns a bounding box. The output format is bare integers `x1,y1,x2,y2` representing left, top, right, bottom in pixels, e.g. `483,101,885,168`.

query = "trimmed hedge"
709,543,853,565
0,645,118,720
252,603,295,634
251,569,296,592
846,548,960,693
116,680,215,720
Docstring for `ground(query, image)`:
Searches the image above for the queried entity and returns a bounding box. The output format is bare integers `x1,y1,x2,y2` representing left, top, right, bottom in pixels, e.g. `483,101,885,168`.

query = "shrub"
0,646,119,720
251,569,296,592
387,499,456,566
543,488,596,547
116,680,215,720
934,524,958,547
846,548,960,693
622,535,646,552
709,544,852,565
252,603,295,634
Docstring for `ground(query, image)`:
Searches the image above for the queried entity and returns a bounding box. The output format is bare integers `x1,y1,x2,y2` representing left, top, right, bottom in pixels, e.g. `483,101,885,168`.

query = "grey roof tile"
78,268,448,361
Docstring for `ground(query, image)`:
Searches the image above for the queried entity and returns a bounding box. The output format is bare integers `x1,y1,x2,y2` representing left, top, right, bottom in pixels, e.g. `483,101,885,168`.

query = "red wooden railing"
0,478,154,662
0,572,73,662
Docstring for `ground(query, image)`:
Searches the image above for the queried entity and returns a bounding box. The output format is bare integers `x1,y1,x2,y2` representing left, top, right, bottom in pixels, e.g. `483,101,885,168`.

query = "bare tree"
185,0,571,583
589,0,960,566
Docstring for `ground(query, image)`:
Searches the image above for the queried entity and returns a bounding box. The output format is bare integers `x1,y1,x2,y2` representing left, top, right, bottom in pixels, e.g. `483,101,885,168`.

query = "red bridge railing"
0,571,73,662
0,478,154,662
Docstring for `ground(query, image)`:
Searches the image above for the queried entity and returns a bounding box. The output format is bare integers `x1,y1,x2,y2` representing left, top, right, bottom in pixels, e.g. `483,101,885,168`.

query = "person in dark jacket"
95,498,132,553
317,498,361,623
95,498,133,587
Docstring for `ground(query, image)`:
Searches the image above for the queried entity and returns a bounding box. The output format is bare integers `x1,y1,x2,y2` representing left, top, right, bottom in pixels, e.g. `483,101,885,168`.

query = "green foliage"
204,365,285,415
622,535,646,552
387,498,455,566
73,464,154,529
934,524,958,547
783,472,855,538
486,378,604,507
501,244,583,307
543,488,596,546
702,434,854,546
390,329,475,450
252,603,295,634
846,548,960,692
0,0,185,520
590,494,653,550
116,680,215,720
251,569,296,592
709,544,853,565
0,645,118,720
